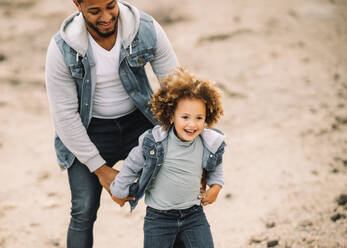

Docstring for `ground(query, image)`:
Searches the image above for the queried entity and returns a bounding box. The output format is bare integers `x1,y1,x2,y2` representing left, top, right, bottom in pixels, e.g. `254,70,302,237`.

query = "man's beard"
82,13,119,38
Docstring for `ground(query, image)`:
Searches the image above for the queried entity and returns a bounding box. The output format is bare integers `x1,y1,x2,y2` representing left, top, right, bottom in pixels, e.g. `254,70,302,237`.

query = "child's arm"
199,155,224,206
110,131,148,205
111,195,135,207
199,184,222,206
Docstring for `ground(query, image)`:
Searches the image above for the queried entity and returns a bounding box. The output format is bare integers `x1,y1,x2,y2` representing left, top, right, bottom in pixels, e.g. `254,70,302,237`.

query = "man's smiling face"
74,0,119,39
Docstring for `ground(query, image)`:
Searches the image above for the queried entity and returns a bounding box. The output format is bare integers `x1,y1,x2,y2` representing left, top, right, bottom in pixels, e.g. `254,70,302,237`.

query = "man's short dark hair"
77,0,82,3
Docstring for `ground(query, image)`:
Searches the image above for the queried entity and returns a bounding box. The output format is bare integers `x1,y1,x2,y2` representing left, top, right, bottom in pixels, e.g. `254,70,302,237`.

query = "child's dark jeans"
144,205,214,248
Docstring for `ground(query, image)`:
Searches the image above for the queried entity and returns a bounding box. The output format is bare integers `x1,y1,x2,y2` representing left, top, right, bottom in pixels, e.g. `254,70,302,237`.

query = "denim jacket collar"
151,125,226,154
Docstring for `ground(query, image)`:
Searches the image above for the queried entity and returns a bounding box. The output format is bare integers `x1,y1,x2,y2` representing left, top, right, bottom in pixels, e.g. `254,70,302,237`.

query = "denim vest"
128,129,226,211
53,11,158,169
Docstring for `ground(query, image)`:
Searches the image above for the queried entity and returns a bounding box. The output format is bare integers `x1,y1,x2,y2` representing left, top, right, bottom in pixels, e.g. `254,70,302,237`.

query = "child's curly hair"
149,67,224,130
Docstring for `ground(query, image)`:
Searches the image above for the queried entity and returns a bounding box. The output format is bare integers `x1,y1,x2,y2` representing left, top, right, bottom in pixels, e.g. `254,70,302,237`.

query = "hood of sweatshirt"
59,1,140,56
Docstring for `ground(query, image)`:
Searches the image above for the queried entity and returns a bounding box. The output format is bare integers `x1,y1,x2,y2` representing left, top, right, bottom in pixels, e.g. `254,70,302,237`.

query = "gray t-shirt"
145,129,203,210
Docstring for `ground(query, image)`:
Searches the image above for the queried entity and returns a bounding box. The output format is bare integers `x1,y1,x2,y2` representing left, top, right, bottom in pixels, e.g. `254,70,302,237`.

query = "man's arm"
46,38,106,172
46,38,119,191
150,19,179,80
45,38,120,189
94,165,119,193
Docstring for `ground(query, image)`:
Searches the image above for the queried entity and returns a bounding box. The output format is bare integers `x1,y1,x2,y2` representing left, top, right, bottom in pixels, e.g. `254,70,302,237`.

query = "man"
45,0,179,247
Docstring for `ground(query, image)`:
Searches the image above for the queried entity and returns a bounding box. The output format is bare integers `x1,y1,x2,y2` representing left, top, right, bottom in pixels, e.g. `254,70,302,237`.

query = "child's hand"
111,195,135,207
199,184,222,206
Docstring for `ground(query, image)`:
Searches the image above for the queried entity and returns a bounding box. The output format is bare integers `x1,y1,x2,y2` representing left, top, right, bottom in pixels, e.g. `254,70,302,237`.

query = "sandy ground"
0,0,347,247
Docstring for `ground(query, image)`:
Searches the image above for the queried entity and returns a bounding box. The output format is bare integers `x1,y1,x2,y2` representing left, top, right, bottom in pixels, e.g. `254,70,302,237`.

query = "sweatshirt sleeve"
206,163,224,187
45,37,105,172
110,131,148,198
206,142,226,187
150,19,179,80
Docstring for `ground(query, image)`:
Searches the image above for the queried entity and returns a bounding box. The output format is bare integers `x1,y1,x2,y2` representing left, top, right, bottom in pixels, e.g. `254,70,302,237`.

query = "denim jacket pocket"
69,64,84,79
142,137,157,168
126,52,154,68
142,138,156,157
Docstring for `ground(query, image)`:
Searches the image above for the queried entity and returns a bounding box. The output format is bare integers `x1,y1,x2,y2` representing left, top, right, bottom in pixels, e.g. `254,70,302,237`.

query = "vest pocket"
69,64,84,79
142,137,157,168
126,52,154,67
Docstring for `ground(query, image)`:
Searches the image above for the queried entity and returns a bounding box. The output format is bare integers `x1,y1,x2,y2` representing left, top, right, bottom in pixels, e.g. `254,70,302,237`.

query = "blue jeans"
144,205,214,248
66,109,153,248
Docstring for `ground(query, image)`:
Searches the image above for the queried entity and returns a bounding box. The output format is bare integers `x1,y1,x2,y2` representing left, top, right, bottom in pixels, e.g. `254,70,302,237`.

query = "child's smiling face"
171,98,206,142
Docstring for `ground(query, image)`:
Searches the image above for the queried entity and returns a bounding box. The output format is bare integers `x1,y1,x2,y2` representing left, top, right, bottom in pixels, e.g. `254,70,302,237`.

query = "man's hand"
94,164,119,194
199,184,222,206
111,195,135,207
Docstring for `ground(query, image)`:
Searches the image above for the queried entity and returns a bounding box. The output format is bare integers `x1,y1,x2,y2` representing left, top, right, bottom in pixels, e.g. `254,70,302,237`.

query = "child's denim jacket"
110,125,226,212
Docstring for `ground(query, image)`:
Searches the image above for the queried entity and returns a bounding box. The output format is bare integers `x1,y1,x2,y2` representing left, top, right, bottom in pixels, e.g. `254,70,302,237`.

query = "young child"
110,68,226,248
